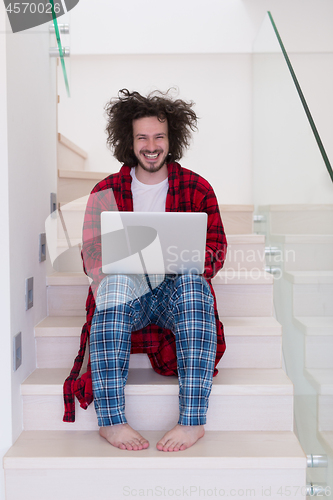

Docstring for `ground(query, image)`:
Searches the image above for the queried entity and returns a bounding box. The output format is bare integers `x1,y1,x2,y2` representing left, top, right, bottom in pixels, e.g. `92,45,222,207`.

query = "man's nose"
147,138,156,151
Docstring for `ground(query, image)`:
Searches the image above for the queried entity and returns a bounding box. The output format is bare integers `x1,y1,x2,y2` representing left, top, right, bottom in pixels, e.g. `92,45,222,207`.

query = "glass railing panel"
253,12,333,496
267,12,333,185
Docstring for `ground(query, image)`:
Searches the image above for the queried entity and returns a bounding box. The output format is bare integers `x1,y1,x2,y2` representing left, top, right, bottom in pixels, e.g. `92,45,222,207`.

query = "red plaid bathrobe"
63,162,227,422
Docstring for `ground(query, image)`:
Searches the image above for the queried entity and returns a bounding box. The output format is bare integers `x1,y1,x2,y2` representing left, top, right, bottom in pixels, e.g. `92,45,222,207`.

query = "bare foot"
156,424,204,452
99,423,149,451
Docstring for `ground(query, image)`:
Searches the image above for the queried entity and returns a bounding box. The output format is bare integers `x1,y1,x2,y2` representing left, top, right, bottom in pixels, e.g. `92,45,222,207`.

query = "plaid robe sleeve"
201,186,227,280
81,178,119,286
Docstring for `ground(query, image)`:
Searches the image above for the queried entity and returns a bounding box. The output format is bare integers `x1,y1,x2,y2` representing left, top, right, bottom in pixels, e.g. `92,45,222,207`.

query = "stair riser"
22,394,293,432
54,242,267,273
220,212,253,235
268,244,333,272
319,395,333,432
47,284,273,317
268,210,333,235
293,284,333,316
4,467,306,500
58,178,99,205
224,244,265,270
52,246,83,273
35,336,282,369
57,211,85,239
57,142,86,172
214,284,273,317
56,207,255,236
305,336,333,369
47,286,89,316
61,206,257,240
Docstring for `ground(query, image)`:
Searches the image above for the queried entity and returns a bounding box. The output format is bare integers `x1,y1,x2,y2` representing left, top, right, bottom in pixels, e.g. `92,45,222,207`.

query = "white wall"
6,25,58,440
0,7,57,497
253,52,333,205
58,53,253,204
67,0,333,55
57,0,333,206
0,8,12,500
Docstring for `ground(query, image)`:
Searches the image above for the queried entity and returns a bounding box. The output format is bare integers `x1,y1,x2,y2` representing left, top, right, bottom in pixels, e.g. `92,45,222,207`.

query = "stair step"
46,272,274,317
3,430,306,500
47,272,90,286
294,316,333,335
35,316,87,336
21,368,294,432
257,204,333,235
305,369,333,395
55,203,256,244
284,271,333,317
268,234,333,272
219,204,254,234
35,316,282,369
58,171,107,205
4,429,305,468
57,133,87,172
54,233,267,273
59,170,106,180
55,203,255,237
46,270,273,286
35,315,281,337
57,233,265,245
285,270,333,284
293,318,333,370
305,369,333,433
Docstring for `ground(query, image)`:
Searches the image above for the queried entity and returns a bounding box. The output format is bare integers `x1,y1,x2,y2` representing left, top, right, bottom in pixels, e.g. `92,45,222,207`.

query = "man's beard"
135,150,169,173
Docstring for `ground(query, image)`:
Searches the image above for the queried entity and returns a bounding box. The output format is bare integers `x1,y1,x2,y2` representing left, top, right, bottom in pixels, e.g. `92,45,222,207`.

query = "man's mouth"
143,152,160,160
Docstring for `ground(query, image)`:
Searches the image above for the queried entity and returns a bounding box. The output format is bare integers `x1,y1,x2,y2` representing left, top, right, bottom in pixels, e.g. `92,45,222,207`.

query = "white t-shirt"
130,167,168,212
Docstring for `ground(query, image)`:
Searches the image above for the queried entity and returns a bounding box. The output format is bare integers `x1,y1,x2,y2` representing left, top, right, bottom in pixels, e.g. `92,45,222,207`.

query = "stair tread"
21,368,293,396
224,234,265,244
46,270,273,286
46,272,90,286
258,204,333,211
35,315,282,338
58,169,106,180
285,271,333,284
212,270,273,284
294,316,333,335
35,316,86,336
3,430,306,469
269,234,333,244
56,233,265,244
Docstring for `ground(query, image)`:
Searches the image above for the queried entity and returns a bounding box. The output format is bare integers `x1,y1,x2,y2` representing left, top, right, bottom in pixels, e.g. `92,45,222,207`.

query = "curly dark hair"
104,89,198,166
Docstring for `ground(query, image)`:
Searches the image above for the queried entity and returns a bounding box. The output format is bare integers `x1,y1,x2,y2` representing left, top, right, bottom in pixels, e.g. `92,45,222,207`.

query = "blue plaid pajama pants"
90,273,217,427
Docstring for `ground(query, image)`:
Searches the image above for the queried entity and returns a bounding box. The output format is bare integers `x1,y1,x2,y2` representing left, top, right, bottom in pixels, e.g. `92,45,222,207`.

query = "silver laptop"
101,211,207,275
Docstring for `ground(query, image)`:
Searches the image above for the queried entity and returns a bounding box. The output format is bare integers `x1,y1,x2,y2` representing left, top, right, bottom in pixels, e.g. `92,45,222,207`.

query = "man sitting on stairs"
63,89,227,452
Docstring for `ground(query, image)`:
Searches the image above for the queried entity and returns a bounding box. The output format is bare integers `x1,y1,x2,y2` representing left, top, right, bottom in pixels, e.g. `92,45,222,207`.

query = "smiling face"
132,116,169,177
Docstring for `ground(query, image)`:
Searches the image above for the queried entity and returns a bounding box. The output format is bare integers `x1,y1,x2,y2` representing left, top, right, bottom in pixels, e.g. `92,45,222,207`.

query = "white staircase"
57,133,107,205
4,238,307,498
3,147,307,499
